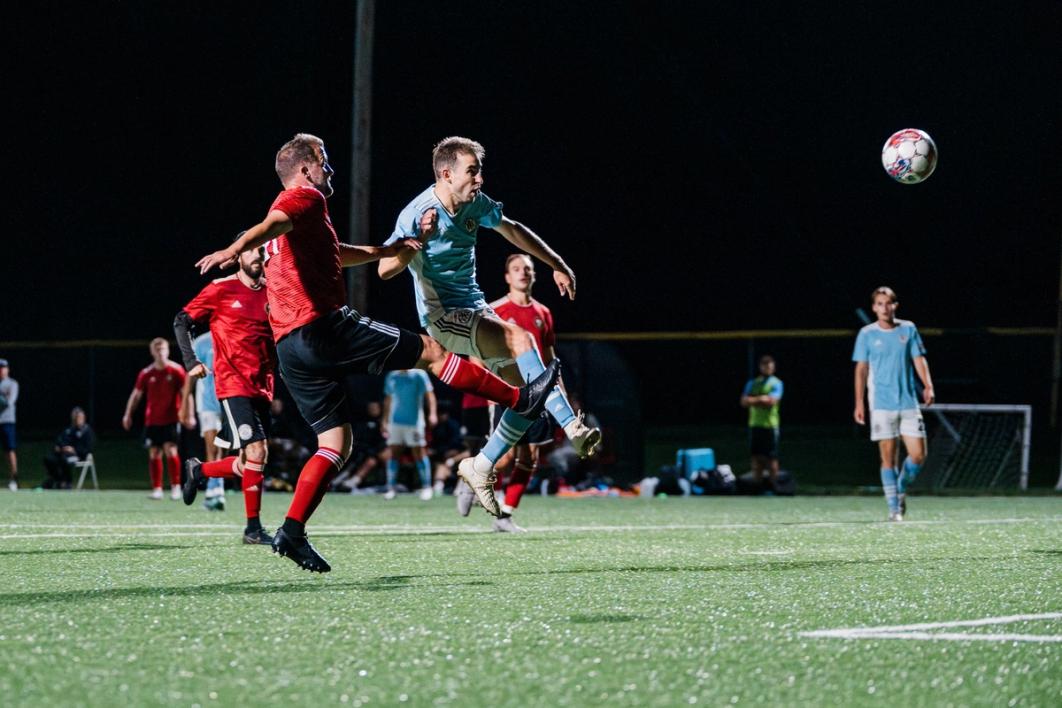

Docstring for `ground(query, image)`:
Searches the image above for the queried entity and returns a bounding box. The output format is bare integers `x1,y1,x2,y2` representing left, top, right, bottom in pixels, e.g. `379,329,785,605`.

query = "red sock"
202,456,239,478
149,456,163,489
167,454,182,486
242,458,265,520
505,462,535,509
436,354,519,408
286,447,344,524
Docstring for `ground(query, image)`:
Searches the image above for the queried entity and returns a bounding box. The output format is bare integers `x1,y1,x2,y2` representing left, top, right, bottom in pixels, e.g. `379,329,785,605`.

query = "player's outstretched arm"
195,211,293,274
378,209,437,279
914,356,935,405
493,217,577,300
342,238,422,268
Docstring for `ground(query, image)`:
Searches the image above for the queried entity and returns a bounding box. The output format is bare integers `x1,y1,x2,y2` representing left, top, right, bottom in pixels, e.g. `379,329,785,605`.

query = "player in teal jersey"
853,287,935,521
179,333,227,511
381,369,437,501
380,137,600,508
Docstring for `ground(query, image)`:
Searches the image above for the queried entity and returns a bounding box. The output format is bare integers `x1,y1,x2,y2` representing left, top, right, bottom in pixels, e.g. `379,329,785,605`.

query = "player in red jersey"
122,338,187,499
469,253,563,532
195,133,559,572
174,240,276,545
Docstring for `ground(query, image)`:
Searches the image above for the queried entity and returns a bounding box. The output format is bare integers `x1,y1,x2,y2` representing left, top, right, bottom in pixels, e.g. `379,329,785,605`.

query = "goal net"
918,404,1031,491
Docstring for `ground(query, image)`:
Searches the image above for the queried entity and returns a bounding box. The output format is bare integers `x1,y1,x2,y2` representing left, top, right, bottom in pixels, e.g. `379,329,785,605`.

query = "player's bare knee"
505,323,534,356
909,450,926,465
245,440,268,463
417,335,446,366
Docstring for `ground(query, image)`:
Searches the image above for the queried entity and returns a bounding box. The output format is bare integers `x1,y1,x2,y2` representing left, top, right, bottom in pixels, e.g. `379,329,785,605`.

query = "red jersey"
182,274,275,401
261,187,346,340
490,295,556,354
134,362,186,426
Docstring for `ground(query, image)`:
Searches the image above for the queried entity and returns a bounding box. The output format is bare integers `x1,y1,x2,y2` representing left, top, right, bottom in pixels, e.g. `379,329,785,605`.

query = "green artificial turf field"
0,492,1059,706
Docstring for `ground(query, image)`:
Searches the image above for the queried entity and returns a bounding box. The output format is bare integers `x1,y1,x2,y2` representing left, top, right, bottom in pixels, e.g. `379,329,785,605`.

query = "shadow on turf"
0,575,495,607
0,543,196,557
568,613,642,624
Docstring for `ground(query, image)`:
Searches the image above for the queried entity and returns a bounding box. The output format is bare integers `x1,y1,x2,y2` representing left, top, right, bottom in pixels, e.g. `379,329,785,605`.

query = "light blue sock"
479,409,534,466
897,457,922,495
515,349,575,428
880,468,899,513
417,456,431,489
386,458,398,489
206,477,224,495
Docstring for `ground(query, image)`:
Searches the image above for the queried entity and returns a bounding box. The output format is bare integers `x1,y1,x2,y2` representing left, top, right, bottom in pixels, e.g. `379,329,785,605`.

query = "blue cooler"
676,448,715,479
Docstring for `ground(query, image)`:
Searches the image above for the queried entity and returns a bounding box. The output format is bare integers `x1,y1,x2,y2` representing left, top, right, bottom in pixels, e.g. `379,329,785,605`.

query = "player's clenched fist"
418,208,438,240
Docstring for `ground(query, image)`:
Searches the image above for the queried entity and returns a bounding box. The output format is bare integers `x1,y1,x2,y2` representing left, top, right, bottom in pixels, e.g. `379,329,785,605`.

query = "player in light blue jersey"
381,370,437,501
179,333,226,511
380,137,600,502
853,286,935,521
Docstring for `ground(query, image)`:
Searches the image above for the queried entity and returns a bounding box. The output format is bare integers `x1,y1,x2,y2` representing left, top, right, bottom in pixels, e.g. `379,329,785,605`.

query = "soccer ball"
881,129,937,184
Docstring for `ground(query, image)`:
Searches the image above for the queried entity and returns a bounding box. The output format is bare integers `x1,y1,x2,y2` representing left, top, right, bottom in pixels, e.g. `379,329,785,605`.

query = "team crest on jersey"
899,335,908,343
464,217,476,231
535,318,543,329
456,310,473,324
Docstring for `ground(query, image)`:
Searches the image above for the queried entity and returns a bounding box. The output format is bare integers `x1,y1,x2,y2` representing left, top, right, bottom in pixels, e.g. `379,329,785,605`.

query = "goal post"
919,404,1032,491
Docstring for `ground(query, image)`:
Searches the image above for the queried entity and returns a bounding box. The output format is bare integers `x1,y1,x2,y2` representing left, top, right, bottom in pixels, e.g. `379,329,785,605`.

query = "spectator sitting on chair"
43,406,95,489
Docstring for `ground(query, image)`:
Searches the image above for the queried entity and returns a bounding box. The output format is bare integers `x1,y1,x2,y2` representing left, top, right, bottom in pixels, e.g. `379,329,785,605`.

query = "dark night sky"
6,1,1062,341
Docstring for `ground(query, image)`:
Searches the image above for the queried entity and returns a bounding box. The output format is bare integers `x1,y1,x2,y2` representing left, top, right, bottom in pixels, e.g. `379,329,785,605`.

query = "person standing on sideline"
194,133,559,572
122,339,186,499
740,355,784,492
379,137,600,495
853,286,935,521
0,359,19,491
381,369,437,500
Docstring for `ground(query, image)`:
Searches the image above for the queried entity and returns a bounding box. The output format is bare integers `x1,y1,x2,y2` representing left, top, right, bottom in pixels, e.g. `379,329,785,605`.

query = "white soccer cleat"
456,458,501,517
383,489,397,501
7,479,17,492
170,485,182,501
564,411,602,459
419,487,433,501
149,487,164,500
492,515,527,533
888,511,904,522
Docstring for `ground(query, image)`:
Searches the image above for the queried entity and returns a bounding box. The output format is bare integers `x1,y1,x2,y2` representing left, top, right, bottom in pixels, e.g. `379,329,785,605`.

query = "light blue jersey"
385,186,505,326
852,320,927,411
192,333,221,415
384,370,432,427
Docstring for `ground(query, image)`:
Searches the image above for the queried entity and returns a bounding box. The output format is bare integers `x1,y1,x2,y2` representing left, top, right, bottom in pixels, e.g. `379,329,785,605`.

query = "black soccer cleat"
182,458,204,506
512,359,561,419
243,527,275,545
271,528,331,573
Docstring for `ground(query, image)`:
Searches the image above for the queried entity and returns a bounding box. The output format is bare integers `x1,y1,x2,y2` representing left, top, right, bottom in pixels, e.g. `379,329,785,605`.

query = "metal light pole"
347,0,375,314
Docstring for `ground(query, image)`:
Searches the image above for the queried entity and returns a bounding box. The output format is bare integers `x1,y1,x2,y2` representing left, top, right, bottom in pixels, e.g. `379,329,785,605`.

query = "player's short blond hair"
149,337,168,352
276,133,325,181
504,253,533,270
432,136,485,178
871,286,898,304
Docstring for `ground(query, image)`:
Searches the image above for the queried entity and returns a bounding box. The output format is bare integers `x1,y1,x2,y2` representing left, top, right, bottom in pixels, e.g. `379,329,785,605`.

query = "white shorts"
388,423,427,448
426,307,512,372
870,408,926,441
198,410,222,437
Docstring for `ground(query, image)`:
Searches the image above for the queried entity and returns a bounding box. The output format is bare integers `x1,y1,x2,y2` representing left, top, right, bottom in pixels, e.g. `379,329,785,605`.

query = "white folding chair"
74,453,98,491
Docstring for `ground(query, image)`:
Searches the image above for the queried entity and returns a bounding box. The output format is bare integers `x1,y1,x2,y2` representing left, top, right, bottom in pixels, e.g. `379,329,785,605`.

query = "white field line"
801,612,1062,644
0,516,1058,534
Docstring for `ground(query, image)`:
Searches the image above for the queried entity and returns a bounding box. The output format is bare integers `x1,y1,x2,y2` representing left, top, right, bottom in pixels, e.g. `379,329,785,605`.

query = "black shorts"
491,406,554,446
277,307,425,435
217,396,272,450
143,424,178,448
749,427,780,459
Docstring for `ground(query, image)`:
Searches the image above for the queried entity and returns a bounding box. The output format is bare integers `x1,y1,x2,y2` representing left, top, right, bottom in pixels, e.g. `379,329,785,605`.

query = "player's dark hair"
432,136,485,178
871,286,898,304
276,133,325,181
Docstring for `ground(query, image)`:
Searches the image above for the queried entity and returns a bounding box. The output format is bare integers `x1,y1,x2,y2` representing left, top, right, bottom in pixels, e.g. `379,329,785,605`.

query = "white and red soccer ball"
881,129,937,184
